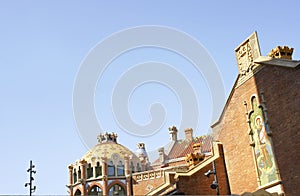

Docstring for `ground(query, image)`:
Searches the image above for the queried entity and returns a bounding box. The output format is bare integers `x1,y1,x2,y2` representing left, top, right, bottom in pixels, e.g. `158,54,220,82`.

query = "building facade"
66,132,150,195
67,32,299,195
212,32,300,195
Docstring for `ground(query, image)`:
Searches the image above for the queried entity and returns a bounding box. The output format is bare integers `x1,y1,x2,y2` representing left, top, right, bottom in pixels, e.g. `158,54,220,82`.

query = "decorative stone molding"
268,46,293,60
97,132,118,143
146,184,153,192
235,32,261,87
134,170,163,182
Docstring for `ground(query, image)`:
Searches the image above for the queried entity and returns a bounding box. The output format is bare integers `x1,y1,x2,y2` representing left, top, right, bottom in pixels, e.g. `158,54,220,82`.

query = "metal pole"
212,161,220,195
25,160,36,196
29,160,32,196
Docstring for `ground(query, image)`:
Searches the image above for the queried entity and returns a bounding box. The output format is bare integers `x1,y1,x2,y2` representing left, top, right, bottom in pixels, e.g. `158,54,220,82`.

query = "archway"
74,189,82,195
88,185,103,196
108,184,125,195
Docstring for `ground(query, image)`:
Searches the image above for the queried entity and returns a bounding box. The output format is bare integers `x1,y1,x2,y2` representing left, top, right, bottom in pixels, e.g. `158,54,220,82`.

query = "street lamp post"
25,160,36,196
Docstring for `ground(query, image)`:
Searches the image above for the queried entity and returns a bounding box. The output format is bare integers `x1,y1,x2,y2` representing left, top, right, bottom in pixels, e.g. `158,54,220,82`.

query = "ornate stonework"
185,143,205,167
97,132,118,143
235,32,261,86
268,46,294,60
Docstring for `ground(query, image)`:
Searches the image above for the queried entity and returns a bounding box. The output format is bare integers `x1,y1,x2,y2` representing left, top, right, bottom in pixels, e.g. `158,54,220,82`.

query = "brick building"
212,32,300,195
67,32,299,195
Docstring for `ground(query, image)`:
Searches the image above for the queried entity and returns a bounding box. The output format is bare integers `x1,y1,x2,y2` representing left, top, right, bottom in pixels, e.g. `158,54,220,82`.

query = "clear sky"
0,1,299,194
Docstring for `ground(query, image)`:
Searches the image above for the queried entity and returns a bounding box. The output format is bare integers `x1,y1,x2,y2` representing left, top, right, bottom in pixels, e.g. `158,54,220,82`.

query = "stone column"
101,157,108,195
124,155,132,195
79,159,87,195
93,164,96,178
68,164,74,196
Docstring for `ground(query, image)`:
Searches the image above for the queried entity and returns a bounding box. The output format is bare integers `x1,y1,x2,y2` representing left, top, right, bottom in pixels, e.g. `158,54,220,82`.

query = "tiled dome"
80,132,140,164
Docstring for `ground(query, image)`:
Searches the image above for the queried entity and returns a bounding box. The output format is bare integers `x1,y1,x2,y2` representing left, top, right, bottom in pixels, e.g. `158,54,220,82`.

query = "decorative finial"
268,46,293,60
97,132,118,143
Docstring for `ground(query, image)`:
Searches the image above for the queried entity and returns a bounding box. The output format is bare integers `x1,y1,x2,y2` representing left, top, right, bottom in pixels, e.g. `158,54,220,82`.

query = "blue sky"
0,1,299,194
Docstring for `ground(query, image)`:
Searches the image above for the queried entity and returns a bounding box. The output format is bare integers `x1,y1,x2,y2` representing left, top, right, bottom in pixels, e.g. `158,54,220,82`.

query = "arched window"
78,166,81,180
109,184,125,196
117,161,124,176
73,168,77,183
87,163,93,179
88,185,103,196
130,161,135,174
95,162,102,177
108,161,115,176
74,189,82,195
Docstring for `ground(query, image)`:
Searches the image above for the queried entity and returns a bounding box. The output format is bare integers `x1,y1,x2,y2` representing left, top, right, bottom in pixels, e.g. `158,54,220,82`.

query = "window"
88,185,102,196
95,162,102,177
87,163,93,179
108,184,125,196
78,166,81,180
108,161,115,176
73,169,77,183
117,161,124,176
130,162,135,174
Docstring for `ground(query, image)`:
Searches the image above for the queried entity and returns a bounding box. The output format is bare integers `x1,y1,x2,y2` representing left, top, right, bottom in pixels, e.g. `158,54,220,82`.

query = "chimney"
193,143,202,154
184,128,193,140
158,147,165,164
168,126,178,141
268,46,294,60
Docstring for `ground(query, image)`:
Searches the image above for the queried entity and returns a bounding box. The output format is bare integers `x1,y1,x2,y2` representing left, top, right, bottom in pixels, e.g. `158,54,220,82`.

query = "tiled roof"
168,135,213,159
151,135,213,165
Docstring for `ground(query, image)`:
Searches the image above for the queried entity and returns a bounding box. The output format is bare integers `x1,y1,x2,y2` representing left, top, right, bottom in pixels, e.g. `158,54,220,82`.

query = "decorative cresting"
235,32,261,86
268,46,294,60
185,143,205,167
247,96,279,186
97,132,118,143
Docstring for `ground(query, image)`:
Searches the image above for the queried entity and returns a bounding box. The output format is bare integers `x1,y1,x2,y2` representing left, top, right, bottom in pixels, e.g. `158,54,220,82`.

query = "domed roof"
81,132,140,163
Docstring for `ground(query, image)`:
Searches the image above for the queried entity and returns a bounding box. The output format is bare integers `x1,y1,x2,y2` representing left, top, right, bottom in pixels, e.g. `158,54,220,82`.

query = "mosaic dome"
79,132,140,165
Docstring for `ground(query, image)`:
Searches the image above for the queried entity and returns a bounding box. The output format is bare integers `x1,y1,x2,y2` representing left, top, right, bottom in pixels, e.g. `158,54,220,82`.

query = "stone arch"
74,187,83,195
87,183,103,195
108,181,126,196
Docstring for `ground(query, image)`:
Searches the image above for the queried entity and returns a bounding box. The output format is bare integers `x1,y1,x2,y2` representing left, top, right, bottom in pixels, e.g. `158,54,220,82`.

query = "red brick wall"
214,75,259,194
214,64,299,195
132,171,165,195
255,65,300,195
177,154,230,195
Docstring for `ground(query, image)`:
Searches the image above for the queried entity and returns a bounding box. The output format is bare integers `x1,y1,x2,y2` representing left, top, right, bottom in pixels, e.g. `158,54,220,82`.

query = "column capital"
101,157,107,162
79,159,87,165
68,164,74,170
